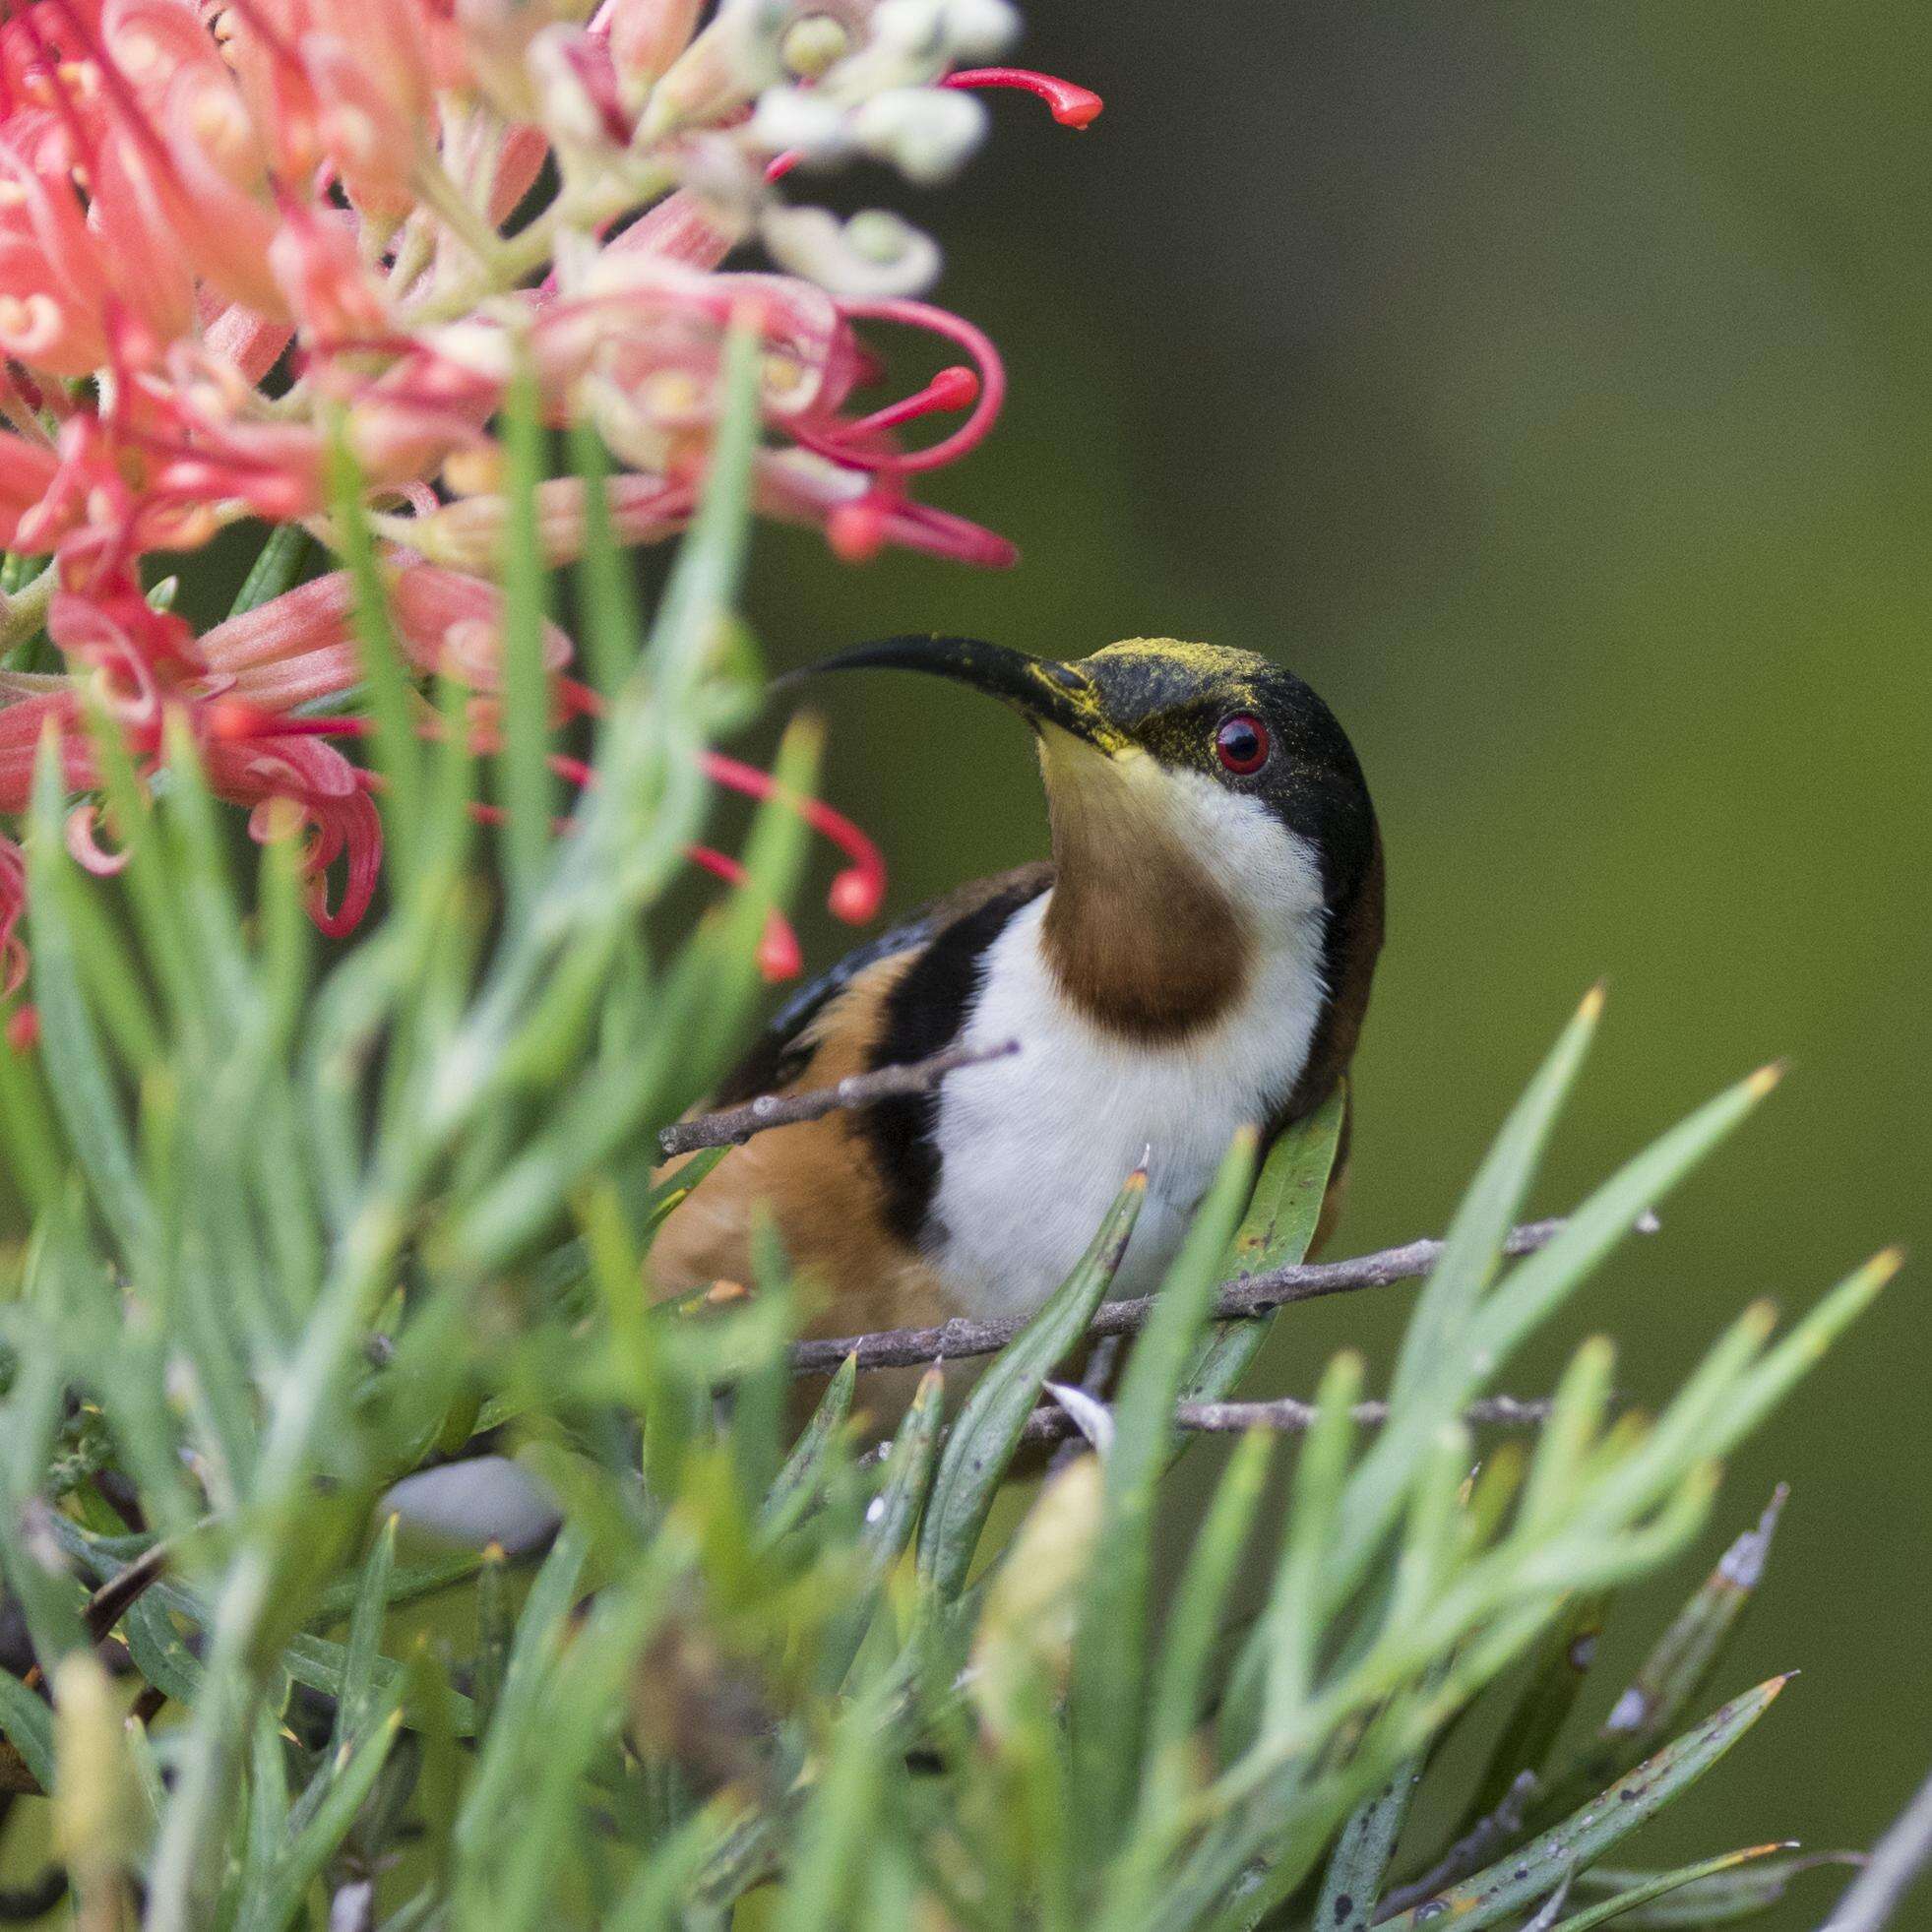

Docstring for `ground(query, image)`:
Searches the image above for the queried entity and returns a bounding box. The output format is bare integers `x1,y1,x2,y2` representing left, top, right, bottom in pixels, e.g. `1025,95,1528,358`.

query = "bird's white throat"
925,810,1330,1320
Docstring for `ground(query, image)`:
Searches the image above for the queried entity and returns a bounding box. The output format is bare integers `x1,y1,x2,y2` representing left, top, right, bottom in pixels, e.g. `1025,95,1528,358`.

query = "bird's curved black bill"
782,635,1117,747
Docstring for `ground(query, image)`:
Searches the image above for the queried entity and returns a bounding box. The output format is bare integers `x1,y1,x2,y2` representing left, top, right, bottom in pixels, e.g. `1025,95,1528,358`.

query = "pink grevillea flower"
0,0,1097,980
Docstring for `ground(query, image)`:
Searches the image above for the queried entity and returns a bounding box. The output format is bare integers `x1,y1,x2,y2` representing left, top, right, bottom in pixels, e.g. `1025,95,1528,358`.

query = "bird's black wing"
708,862,1055,1109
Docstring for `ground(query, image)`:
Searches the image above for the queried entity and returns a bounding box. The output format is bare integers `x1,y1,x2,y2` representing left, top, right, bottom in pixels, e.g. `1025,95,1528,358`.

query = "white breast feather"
927,779,1330,1320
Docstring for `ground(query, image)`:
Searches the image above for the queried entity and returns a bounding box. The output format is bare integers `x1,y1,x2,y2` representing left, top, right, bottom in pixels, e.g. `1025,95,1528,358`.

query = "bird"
651,635,1383,1368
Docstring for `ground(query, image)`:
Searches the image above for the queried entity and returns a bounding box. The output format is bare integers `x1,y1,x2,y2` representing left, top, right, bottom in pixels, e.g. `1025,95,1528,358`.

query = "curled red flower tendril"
702,750,886,924
943,67,1105,128
791,300,1005,476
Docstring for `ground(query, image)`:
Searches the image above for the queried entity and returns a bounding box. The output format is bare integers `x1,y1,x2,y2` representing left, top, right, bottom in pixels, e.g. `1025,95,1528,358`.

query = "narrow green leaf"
1255,1348,1365,1736
1699,1249,1901,1464
238,1706,292,1915
567,417,643,703
1390,988,1604,1410
331,1512,400,1757
1466,1066,1782,1380
760,1352,857,1540
0,1669,54,1793
1573,1851,1859,1926
1520,1337,1620,1538
0,1012,66,1215
27,738,153,1261
1465,1589,1613,1827
328,430,422,862
472,1540,512,1743
310,1546,488,1627
1549,1844,1793,1930
1378,1677,1792,1931
1072,1128,1259,1852
1144,1426,1275,1779
916,1165,1146,1598
1317,1763,1424,1932
249,1705,404,1932
455,1527,588,1851
228,523,312,619
1536,1488,1786,1825
496,353,553,914
773,1681,894,1932
1180,1084,1346,1404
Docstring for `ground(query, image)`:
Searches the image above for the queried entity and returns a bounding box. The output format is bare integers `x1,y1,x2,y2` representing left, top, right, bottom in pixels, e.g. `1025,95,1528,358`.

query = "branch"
658,1038,1021,1157
1176,1392,1557,1434
789,1215,1651,1377
83,1539,169,1646
1821,1766,1932,1932
1020,1392,1560,1449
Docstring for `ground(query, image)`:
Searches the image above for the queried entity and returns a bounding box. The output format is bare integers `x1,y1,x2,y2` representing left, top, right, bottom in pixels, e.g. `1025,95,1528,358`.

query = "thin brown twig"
657,1038,1021,1157
1021,1392,1561,1449
789,1215,1621,1378
83,1540,169,1647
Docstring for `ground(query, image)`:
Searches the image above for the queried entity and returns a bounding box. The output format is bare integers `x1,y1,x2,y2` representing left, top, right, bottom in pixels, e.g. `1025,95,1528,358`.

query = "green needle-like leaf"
1547,1843,1793,1929
1534,1488,1786,1826
331,1512,400,1758
1180,1083,1345,1405
497,353,554,914
760,1352,857,1540
917,1164,1147,1599
1071,1128,1258,1853
1379,1677,1792,1931
1316,1762,1423,1932
0,1668,55,1794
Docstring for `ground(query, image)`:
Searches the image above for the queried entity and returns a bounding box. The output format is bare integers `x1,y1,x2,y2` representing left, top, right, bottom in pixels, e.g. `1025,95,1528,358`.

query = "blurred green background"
730,3,1932,1915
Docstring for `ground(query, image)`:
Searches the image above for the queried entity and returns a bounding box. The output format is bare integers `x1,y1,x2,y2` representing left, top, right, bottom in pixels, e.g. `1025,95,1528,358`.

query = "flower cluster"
0,0,1098,987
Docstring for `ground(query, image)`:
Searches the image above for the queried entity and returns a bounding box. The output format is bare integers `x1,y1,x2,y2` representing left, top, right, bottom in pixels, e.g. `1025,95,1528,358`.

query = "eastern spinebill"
653,637,1383,1353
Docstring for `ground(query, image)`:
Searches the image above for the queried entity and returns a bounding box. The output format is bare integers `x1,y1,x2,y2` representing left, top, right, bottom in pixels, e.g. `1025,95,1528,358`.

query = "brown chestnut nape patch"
1036,736,1254,1041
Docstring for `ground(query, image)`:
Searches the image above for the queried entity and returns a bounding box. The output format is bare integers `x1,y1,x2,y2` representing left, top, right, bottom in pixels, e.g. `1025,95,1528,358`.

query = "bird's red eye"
1215,712,1270,776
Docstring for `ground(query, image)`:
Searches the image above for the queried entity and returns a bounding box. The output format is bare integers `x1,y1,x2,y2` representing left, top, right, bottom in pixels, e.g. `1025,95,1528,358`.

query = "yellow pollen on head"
761,353,808,398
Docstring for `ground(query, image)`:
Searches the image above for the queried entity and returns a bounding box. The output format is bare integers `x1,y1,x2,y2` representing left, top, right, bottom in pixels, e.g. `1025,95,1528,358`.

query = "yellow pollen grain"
1745,1061,1786,1099
643,369,705,417
761,353,807,397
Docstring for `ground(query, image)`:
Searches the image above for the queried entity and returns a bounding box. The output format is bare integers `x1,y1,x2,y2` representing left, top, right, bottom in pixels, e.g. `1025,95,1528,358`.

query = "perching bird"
652,636,1383,1354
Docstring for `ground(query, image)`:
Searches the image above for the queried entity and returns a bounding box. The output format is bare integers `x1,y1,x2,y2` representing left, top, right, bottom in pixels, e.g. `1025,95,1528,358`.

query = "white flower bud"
761,205,942,298
850,86,986,184
871,0,947,56
941,0,1020,59
749,85,853,162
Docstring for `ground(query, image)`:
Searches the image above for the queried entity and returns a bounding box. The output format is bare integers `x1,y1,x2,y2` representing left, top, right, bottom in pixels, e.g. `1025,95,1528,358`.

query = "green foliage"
0,345,1896,1931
